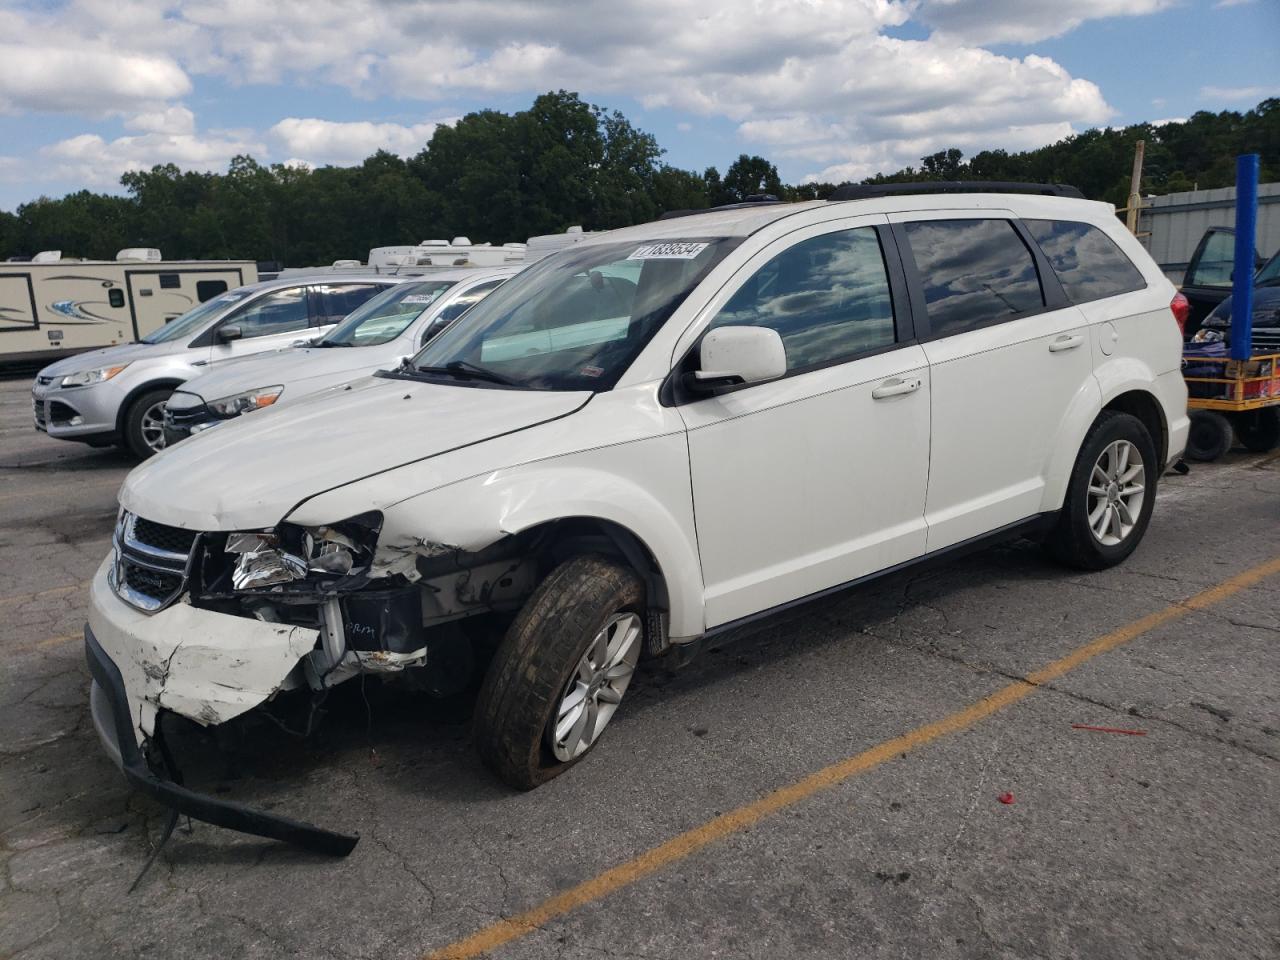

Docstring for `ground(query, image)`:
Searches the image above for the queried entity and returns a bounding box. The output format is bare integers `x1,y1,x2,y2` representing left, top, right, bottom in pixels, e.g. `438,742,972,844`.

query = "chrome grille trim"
111,511,200,612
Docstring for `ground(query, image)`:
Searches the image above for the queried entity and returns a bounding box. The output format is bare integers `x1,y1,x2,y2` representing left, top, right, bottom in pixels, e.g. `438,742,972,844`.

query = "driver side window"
709,227,896,372
228,287,311,339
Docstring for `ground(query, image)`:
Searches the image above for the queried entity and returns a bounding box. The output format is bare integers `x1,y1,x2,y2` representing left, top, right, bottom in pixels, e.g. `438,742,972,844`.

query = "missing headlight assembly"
93,506,553,858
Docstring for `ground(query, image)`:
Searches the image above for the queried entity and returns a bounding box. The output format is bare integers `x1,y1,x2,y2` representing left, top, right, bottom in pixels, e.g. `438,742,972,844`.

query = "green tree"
722,154,783,201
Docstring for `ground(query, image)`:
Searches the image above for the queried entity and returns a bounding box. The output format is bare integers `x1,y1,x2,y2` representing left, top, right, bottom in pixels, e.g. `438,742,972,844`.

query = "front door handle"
1048,334,1085,352
871,377,922,400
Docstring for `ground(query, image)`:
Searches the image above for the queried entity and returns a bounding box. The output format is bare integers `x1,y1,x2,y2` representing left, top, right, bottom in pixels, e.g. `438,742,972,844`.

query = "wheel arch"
365,466,706,640
1041,364,1170,514
113,379,184,436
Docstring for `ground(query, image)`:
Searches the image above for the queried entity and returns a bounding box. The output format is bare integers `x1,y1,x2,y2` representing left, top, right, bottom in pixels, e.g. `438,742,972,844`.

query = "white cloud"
1213,0,1255,7
0,42,190,115
268,117,452,166
3,0,1182,196
39,129,265,187
125,106,197,135
914,0,1176,44
1199,85,1280,102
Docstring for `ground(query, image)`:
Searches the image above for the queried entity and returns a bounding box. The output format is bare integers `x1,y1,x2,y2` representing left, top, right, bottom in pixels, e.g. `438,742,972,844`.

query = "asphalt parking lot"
2,372,1279,960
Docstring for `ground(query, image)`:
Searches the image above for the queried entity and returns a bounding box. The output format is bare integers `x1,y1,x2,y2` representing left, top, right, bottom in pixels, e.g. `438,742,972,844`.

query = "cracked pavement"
1,374,1279,959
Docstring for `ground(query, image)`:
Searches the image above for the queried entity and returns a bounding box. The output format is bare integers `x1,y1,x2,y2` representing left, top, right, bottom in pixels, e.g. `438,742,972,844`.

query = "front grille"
164,405,213,426
111,511,200,612
123,564,183,600
132,516,199,555
1252,329,1280,352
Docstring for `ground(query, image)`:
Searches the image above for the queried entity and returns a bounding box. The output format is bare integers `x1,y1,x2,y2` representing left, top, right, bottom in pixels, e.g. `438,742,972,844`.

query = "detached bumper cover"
86,627,358,855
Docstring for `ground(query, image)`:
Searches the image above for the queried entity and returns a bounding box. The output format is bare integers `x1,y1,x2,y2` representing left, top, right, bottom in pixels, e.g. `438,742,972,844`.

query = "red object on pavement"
997,792,1015,805
1071,724,1147,736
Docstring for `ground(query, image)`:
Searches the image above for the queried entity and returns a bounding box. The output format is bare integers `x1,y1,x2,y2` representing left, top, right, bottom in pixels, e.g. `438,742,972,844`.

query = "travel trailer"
0,249,256,367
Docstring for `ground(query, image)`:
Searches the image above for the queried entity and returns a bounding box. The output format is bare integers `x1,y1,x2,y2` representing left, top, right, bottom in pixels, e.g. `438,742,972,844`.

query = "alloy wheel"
1086,439,1145,546
140,400,168,453
548,612,642,762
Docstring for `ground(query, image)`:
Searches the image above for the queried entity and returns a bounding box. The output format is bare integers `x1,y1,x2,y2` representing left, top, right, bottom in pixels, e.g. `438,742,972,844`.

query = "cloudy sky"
0,0,1276,210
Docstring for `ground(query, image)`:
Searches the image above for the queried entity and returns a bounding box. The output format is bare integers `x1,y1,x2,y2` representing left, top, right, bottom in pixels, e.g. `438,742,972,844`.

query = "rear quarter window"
1025,220,1146,304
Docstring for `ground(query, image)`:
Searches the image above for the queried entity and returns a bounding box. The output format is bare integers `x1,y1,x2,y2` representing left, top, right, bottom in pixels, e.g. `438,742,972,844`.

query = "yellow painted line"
0,582,88,608
9,632,81,655
424,555,1280,960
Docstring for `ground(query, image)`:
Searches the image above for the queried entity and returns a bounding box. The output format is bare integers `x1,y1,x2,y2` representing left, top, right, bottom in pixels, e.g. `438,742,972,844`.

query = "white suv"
85,184,1188,851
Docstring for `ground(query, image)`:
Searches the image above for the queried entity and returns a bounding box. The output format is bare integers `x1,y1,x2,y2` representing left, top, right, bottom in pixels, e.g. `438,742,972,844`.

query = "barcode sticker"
628,242,709,260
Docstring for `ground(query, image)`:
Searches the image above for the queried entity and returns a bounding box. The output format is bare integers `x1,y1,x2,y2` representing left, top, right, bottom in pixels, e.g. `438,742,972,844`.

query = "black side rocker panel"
84,627,358,856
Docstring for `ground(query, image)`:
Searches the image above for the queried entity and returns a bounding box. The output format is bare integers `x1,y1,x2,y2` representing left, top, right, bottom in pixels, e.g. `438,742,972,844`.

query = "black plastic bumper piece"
84,626,359,856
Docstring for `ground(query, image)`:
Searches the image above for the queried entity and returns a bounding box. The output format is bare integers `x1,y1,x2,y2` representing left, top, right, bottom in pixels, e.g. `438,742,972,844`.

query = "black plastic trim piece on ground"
829,181,1084,201
84,626,359,856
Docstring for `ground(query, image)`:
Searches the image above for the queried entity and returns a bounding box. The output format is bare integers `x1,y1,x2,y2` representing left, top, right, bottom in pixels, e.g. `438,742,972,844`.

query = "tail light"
1170,292,1190,336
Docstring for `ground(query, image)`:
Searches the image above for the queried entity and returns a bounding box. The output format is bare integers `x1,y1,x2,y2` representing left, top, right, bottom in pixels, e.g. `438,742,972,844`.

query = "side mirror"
686,326,786,394
218,324,243,343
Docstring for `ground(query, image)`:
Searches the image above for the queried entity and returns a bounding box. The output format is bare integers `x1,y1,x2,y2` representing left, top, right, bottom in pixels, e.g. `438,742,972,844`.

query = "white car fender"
330,433,708,639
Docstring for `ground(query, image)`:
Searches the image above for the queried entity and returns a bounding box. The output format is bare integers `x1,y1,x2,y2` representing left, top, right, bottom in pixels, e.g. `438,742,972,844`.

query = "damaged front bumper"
85,559,358,854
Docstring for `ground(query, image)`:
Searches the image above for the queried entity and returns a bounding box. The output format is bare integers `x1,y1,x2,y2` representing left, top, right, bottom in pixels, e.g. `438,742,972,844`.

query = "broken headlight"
208,384,284,417
225,512,382,591
1190,328,1224,344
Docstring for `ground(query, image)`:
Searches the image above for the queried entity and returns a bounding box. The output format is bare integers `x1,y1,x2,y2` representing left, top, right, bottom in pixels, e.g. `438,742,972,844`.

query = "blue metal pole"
1230,153,1258,361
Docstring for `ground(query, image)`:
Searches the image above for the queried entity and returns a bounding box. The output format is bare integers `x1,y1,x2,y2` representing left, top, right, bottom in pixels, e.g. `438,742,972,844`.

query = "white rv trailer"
0,249,256,367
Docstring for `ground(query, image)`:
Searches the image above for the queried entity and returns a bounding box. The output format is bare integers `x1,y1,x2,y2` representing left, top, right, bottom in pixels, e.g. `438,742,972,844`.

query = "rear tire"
122,388,173,459
473,555,644,790
1045,411,1158,571
1185,410,1233,462
1231,407,1280,454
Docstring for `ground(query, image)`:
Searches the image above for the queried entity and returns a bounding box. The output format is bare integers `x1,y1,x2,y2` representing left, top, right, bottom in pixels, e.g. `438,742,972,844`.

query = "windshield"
140,291,243,343
321,280,456,346
1256,252,1280,286
408,238,736,390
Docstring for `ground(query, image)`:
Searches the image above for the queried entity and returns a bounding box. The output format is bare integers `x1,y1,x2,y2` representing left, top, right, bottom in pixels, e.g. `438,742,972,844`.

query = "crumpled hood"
175,343,405,407
37,338,188,377
121,375,591,530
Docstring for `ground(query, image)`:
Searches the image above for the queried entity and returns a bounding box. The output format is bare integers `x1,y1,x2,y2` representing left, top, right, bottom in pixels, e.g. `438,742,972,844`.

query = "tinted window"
229,287,311,339
158,273,180,289
313,283,387,324
904,219,1044,337
196,279,228,302
1026,220,1145,302
107,288,125,308
1186,230,1236,288
709,228,895,371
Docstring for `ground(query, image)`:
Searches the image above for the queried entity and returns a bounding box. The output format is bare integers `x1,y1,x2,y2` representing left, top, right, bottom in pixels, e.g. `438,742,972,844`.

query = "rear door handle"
1048,334,1084,352
871,377,922,400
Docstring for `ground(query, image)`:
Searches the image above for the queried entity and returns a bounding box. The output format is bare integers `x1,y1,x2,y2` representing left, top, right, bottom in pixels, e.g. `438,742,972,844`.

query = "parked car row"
63,184,1190,852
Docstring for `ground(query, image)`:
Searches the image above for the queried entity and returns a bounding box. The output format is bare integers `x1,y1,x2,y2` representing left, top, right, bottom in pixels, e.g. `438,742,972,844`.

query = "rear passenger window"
904,219,1044,337
196,279,228,302
709,227,896,372
1025,220,1146,303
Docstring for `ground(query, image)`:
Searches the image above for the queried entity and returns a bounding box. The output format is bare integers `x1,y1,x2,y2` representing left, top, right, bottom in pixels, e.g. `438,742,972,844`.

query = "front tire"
473,555,644,789
122,388,172,459
1045,411,1158,571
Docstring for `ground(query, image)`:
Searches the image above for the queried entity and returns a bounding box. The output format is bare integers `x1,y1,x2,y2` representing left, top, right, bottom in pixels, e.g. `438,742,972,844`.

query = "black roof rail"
828,181,1084,201
658,195,785,221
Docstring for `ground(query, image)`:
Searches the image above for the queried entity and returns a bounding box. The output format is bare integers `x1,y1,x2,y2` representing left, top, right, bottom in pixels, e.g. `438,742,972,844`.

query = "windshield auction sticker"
628,242,709,260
